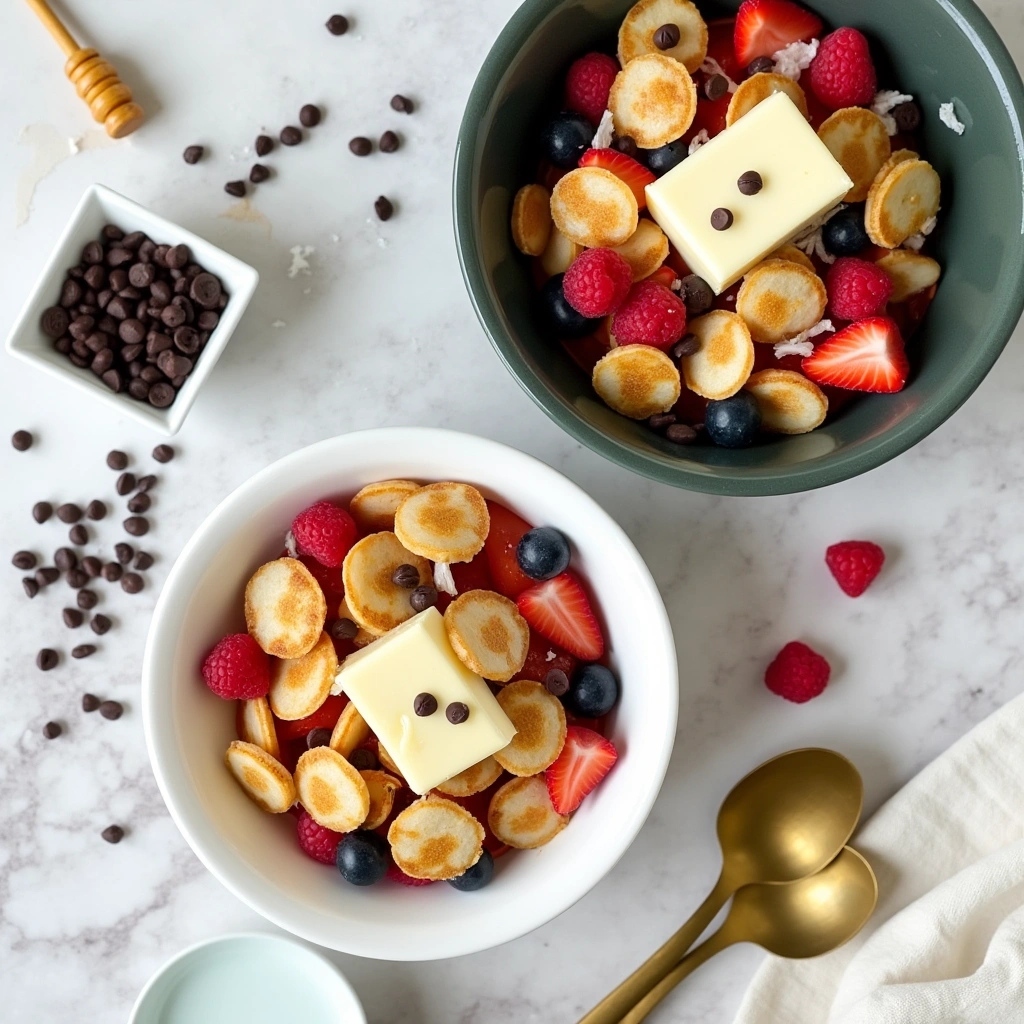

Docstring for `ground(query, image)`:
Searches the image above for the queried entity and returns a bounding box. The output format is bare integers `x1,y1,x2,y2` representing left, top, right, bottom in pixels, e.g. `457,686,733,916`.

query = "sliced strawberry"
515,628,579,684
450,551,493,593
545,726,618,814
516,573,604,662
734,0,822,67
802,317,909,393
578,148,656,211
647,265,679,290
273,693,348,743
483,500,536,598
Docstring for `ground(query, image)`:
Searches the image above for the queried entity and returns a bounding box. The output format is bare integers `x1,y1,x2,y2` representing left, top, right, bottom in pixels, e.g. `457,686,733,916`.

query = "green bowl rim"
453,0,1024,495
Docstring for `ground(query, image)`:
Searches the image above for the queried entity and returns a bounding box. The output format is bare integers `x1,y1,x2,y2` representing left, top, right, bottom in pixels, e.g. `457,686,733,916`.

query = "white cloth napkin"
734,692,1024,1024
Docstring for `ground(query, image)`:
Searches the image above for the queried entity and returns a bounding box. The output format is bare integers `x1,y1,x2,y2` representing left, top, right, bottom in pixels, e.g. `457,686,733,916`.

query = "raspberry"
809,28,877,110
296,808,343,865
291,501,358,568
826,258,893,321
201,633,270,700
764,642,831,703
565,52,620,126
611,280,687,349
825,540,885,597
386,862,434,886
563,248,633,317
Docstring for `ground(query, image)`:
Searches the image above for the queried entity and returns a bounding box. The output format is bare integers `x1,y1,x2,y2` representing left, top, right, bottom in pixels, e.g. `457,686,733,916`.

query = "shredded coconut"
434,561,457,598
688,129,710,156
330,664,345,696
904,214,939,251
545,650,557,662
774,319,834,359
670,277,683,292
284,530,298,558
871,90,914,135
287,245,314,278
592,110,615,149
792,205,845,265
699,56,739,93
939,101,966,135
772,39,818,81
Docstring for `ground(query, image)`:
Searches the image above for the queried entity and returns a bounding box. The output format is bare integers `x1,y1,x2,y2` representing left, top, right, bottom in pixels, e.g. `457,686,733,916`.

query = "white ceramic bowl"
5,183,258,435
143,428,678,960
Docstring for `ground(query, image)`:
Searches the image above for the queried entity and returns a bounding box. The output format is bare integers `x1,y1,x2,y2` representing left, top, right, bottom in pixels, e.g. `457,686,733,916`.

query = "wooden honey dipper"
25,0,144,138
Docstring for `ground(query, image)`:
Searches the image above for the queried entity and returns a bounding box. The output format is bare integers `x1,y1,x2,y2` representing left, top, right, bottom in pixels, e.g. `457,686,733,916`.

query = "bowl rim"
141,427,679,960
453,0,1024,495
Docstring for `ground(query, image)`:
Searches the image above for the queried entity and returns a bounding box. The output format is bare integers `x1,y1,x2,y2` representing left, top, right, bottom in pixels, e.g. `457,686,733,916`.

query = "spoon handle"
575,873,732,1024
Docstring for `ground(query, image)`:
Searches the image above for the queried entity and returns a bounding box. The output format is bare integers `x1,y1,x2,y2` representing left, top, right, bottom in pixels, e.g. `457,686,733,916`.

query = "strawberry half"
647,265,679,290
515,628,578,684
516,572,604,661
546,726,618,814
483,500,536,598
579,148,656,211
734,0,823,67
802,317,909,393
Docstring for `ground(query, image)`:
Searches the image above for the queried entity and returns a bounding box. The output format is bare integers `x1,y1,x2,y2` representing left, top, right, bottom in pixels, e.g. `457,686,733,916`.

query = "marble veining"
1,1,1023,1021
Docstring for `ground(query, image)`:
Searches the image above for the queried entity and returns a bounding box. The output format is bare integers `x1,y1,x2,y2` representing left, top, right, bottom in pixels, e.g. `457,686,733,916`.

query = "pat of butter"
645,93,853,294
335,608,516,795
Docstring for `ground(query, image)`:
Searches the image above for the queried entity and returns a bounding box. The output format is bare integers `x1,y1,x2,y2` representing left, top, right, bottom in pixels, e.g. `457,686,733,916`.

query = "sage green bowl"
454,0,1024,495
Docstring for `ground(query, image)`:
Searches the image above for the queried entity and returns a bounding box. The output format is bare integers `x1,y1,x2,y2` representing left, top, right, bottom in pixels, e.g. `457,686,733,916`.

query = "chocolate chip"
107,247,133,268
134,551,154,571
99,699,121,718
105,295,131,320
612,135,640,160
666,423,698,444
57,503,82,523
746,56,775,76
893,101,921,133
648,412,678,431
66,569,88,589
91,614,112,635
197,310,219,331
349,136,372,156
136,475,157,492
705,74,729,102
86,500,107,520
414,692,438,717
41,307,69,338
23,578,39,598
374,196,394,221
409,584,437,612
545,668,570,696
300,104,322,127
35,567,59,586
54,548,77,572
255,134,273,157
77,588,98,609
32,502,52,524
157,350,193,378
183,145,204,164
249,163,270,184
61,280,83,306
37,649,58,671
115,472,136,496
115,542,134,564
73,644,97,659
445,702,469,724
106,450,128,470
69,524,88,546
166,245,190,270
151,444,175,464
82,241,103,264
101,824,124,843
63,607,84,628
390,94,414,114
119,318,146,345
671,333,701,359
82,693,100,712
653,22,681,49
43,721,62,739
306,726,332,749
102,562,123,582
326,13,349,34
101,369,124,393
379,130,399,153
348,747,378,771
146,333,172,357
329,617,359,641
148,383,176,408
127,492,151,514
84,264,107,289
280,126,302,146
737,170,763,196
121,572,144,594
680,274,714,314
392,564,421,589
224,180,246,198
12,551,36,570
711,207,734,230
190,273,222,309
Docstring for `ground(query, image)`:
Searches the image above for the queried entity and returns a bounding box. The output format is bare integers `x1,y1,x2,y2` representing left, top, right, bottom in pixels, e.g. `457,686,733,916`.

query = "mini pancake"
393,483,491,564
387,795,486,880
876,250,942,302
617,0,709,73
336,596,376,647
434,756,504,798
817,108,891,203
245,557,327,659
768,243,816,273
329,700,370,757
237,696,280,760
494,680,567,776
681,310,755,400
872,148,918,189
726,72,808,126
360,770,402,830
736,259,828,345
539,226,584,278
294,746,370,832
744,369,828,434
488,775,570,849
609,54,698,148
377,743,404,779
342,532,432,636
511,183,553,256
268,631,337,721
444,590,530,682
225,740,296,813
348,479,420,534
613,218,670,281
865,158,941,249
550,167,639,248
592,344,681,419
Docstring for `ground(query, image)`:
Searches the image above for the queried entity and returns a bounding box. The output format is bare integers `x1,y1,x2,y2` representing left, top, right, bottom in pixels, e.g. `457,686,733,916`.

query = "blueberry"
645,140,687,176
704,391,762,449
822,207,870,258
448,848,494,891
336,831,389,886
516,527,571,580
538,275,601,339
541,111,594,169
568,664,619,717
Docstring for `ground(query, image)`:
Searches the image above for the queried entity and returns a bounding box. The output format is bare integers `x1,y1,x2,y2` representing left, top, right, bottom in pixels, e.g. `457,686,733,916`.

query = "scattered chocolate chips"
705,74,728,102
137,474,157,492
414,692,438,717
106,450,128,470
300,104,322,128
379,130,400,153
12,429,34,451
348,747,378,771
69,524,88,546
612,135,640,159
33,502,53,523
893,100,921,133
73,644,97,659
329,617,359,641
671,333,701,359
190,273,222,309
13,550,36,570
148,383,175,408
349,136,372,156
101,824,124,843
183,145,204,165
255,134,273,157
326,14,349,34
99,699,122,719
77,589,98,610
375,196,394,221
127,493,151,515
746,56,775,76
711,207,734,231
35,567,59,586
86,499,107,520
680,275,714,315
121,572,144,594
390,94,414,114
23,578,39,598
57,503,83,523
124,516,149,536
648,411,678,431
133,551,154,571
409,584,437,612
66,569,88,589
116,472,136,495
545,668,570,697
392,563,421,588
666,423,698,445
102,562,123,582
91,614,112,636
82,693,100,712
63,608,84,628
446,702,469,725
54,547,77,572
306,727,332,749
653,22,681,49
37,648,58,671
280,126,303,146
737,170,763,195
115,542,134,564
249,163,270,184
41,306,70,339
224,180,246,198
43,721,62,739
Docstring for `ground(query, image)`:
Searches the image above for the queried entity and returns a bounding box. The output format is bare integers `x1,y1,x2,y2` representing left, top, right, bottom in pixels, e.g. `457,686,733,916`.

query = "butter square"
645,93,854,294
336,608,516,794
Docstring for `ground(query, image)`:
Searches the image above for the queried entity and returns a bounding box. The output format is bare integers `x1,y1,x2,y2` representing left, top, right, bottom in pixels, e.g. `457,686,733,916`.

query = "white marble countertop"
1,1,1023,1021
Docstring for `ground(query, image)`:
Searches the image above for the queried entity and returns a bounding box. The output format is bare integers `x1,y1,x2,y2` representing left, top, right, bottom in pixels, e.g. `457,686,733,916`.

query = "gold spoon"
620,847,878,1023
578,748,863,1024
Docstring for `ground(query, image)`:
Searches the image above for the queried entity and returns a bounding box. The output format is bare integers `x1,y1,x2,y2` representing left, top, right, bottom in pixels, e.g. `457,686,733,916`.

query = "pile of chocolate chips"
39,227,228,408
